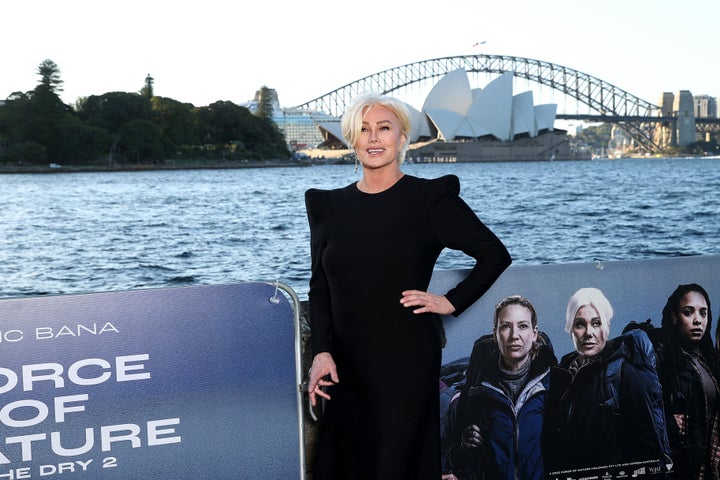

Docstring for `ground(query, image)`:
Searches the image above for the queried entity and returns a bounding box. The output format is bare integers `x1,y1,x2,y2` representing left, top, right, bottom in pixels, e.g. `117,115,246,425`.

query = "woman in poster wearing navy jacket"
444,295,556,480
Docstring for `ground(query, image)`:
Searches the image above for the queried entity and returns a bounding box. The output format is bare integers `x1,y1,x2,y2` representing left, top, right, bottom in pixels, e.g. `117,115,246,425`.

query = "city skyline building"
247,78,716,154
694,94,718,119
243,89,336,151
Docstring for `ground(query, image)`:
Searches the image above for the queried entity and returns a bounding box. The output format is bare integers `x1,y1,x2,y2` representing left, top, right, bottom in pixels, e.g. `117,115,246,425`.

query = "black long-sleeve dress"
305,174,511,480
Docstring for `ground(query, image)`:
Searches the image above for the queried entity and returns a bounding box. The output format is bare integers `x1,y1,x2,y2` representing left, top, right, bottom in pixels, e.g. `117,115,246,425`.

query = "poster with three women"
432,256,720,480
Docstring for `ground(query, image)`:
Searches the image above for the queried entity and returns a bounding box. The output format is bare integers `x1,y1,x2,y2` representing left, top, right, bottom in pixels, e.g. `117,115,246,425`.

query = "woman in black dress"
305,93,511,480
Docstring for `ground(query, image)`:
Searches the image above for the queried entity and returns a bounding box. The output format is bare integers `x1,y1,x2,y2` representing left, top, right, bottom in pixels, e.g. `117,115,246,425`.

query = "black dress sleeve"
426,175,511,316
304,188,333,355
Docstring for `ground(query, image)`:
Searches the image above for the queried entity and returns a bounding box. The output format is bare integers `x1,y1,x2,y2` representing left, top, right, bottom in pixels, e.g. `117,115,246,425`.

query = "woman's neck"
357,168,404,193
500,354,531,372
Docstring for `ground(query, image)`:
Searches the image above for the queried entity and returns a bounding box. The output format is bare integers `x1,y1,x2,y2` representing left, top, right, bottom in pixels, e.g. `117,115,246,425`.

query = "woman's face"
355,105,406,171
674,291,708,343
494,304,538,369
571,305,608,356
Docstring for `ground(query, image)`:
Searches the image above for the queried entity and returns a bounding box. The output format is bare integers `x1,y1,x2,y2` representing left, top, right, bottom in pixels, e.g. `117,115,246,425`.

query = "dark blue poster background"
0,282,300,479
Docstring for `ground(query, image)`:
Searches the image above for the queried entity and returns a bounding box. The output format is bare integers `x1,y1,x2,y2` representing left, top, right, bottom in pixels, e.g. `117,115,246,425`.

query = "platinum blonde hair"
341,92,412,164
564,287,613,336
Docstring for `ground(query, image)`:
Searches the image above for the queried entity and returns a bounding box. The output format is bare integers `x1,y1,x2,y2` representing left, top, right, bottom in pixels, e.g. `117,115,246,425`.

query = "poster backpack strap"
603,356,623,415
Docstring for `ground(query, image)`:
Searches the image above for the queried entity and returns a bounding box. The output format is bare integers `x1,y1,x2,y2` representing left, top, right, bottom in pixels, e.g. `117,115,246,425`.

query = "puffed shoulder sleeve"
427,175,511,316
304,188,333,355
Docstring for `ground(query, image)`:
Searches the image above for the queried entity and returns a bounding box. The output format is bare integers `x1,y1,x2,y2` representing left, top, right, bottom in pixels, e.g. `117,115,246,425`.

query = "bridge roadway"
558,114,720,125
295,54,717,153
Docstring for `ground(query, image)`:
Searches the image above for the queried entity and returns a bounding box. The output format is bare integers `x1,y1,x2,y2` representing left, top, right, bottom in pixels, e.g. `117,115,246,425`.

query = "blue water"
1,157,718,300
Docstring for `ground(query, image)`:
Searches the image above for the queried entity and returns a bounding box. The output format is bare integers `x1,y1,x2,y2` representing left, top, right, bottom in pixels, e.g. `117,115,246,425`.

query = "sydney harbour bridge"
293,54,719,154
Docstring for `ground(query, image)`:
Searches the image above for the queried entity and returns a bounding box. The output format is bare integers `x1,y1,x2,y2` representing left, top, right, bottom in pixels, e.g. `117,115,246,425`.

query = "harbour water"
1,157,718,300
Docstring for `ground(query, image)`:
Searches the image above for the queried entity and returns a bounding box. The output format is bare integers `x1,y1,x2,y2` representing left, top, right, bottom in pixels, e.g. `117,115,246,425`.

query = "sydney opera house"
313,69,578,162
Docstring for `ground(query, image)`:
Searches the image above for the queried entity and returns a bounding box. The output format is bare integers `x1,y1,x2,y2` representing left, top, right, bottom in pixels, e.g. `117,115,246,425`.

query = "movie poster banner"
431,255,720,480
0,282,301,480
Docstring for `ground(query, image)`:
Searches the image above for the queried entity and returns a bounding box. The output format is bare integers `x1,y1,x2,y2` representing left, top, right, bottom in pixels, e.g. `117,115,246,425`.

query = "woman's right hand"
460,424,484,453
307,352,339,407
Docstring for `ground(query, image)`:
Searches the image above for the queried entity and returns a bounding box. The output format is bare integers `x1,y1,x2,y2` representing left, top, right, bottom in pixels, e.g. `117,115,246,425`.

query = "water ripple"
1,158,719,299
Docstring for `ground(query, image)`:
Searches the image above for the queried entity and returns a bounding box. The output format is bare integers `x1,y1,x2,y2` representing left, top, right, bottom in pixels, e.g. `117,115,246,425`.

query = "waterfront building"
656,91,698,147
694,94,718,118
242,89,337,151
275,106,338,151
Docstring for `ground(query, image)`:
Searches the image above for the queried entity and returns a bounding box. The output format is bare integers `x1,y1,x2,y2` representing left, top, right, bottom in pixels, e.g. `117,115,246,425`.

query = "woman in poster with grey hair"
543,287,670,476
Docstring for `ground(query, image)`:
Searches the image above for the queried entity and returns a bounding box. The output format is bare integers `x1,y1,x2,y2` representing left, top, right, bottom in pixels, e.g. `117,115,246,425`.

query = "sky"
2,0,718,114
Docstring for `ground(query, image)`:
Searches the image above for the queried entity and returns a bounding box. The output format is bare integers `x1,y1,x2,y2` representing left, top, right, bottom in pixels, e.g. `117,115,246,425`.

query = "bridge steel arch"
294,54,664,153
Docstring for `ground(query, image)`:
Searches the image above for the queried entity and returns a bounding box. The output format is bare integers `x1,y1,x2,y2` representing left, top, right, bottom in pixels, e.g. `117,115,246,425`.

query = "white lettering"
147,418,182,446
0,466,31,478
0,395,86,428
0,331,24,343
54,394,88,423
0,369,18,395
22,364,64,391
67,359,111,386
5,434,45,462
35,322,119,340
0,400,49,428
101,424,141,450
50,429,93,456
0,355,150,393
0,419,179,462
116,355,151,382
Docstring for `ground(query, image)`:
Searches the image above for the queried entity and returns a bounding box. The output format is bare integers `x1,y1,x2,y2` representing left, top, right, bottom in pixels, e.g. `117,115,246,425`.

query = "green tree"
576,123,612,155
118,119,165,164
0,73,79,163
37,59,64,93
56,115,112,164
2,141,47,165
151,96,199,153
140,74,154,99
194,101,251,145
77,92,154,134
1,61,295,166
256,86,276,120
254,87,290,158
193,100,290,160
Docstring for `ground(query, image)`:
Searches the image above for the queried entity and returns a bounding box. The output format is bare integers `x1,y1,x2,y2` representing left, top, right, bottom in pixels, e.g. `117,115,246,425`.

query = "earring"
354,153,358,173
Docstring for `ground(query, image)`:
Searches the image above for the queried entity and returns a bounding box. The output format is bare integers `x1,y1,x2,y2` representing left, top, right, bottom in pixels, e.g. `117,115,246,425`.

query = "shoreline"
3,154,717,174
0,159,309,174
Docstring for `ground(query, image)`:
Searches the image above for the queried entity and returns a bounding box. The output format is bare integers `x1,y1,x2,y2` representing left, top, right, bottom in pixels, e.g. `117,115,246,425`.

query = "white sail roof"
320,68,556,146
